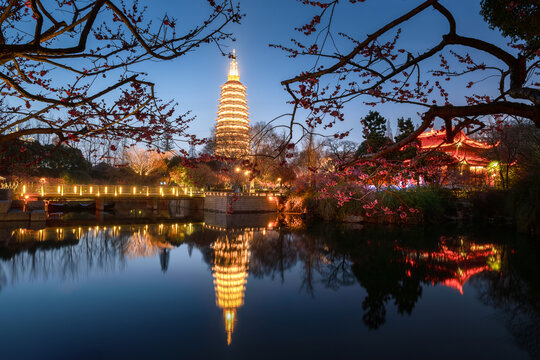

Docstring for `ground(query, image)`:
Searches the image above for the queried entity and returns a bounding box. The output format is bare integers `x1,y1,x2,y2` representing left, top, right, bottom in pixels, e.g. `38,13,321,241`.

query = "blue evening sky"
141,0,510,149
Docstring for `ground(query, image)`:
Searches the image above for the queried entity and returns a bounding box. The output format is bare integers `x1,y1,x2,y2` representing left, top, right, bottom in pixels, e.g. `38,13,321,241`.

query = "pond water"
0,215,538,360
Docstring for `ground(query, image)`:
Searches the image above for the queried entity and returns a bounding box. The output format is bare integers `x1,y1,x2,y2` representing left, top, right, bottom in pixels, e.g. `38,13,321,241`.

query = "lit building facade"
215,50,250,158
418,129,496,185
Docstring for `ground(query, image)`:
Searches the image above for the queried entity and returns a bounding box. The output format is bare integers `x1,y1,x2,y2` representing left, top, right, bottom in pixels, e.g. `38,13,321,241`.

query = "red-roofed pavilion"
418,129,496,185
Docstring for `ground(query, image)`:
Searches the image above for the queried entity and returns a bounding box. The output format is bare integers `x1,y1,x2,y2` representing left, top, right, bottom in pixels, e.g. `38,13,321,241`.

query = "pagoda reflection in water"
210,226,253,346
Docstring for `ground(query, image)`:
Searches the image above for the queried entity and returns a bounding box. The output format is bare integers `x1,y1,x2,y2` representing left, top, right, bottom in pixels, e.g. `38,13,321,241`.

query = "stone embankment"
0,189,46,223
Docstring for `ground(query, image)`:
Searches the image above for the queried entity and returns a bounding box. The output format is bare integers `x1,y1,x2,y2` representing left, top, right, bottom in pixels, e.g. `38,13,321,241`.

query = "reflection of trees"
249,230,297,283
472,239,540,359
122,230,172,259
160,249,170,273
0,224,195,290
0,227,126,288
351,240,422,330
268,224,508,331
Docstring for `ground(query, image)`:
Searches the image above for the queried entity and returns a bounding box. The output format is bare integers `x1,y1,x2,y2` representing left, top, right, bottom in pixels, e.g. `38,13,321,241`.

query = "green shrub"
377,187,457,224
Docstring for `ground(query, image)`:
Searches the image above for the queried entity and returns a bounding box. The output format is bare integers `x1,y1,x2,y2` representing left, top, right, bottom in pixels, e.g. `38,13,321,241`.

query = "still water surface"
0,216,538,359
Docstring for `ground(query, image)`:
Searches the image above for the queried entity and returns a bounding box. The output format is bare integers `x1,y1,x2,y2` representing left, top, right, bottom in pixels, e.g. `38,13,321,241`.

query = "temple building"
418,128,496,185
211,228,252,345
215,50,250,158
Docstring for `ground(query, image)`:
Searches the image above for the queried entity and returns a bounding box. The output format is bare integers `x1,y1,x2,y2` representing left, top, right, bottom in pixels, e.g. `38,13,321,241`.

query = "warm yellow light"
235,167,240,173
133,186,136,195
105,186,108,194
119,186,123,195
90,186,93,194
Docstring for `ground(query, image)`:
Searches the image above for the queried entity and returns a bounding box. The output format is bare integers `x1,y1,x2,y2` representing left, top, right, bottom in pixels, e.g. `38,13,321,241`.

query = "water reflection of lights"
211,229,252,346
6,223,198,258
123,230,172,259
399,239,502,295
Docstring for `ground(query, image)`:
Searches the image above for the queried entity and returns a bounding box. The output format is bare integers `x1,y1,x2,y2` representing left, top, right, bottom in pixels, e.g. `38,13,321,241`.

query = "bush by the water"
298,187,456,224
377,187,456,224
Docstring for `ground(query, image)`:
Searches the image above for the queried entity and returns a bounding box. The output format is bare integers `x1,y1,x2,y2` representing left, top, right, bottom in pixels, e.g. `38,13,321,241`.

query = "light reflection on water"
0,219,538,359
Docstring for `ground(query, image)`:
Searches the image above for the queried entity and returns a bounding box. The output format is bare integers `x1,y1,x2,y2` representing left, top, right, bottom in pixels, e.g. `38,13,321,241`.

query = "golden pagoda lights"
215,50,250,159
212,230,252,345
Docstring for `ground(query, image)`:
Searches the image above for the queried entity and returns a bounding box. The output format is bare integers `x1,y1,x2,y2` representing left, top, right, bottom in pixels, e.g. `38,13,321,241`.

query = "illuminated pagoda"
418,128,495,184
211,229,252,345
215,50,250,158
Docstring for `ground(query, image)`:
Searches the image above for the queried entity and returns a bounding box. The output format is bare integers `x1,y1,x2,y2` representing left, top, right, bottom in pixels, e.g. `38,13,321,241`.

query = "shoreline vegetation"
281,185,539,236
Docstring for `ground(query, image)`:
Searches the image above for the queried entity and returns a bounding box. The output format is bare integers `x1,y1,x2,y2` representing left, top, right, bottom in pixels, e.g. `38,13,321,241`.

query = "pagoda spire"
228,49,240,81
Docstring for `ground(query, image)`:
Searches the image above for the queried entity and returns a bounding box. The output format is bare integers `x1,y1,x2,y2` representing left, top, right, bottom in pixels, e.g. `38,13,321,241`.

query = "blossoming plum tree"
275,0,539,219
0,0,241,159
277,0,538,160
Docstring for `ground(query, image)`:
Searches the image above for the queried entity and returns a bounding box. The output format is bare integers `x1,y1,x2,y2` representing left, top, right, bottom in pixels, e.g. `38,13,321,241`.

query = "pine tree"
356,111,392,155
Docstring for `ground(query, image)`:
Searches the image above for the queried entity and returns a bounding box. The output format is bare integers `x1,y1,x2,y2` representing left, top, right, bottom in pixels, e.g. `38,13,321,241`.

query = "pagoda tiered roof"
418,129,494,167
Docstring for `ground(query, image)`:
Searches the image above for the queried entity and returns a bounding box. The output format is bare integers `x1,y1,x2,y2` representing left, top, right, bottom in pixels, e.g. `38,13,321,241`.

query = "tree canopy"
0,0,241,153
480,0,540,44
277,0,539,163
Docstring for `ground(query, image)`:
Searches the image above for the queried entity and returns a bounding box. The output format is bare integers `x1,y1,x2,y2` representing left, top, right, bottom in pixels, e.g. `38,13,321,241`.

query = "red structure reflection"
398,238,502,295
